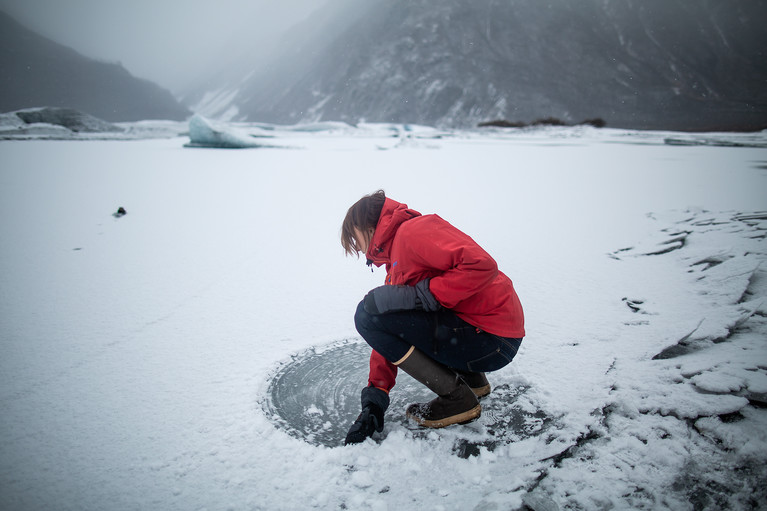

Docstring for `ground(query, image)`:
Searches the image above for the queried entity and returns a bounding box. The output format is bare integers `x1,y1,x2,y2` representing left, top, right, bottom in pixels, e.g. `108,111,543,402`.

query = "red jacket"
365,198,525,391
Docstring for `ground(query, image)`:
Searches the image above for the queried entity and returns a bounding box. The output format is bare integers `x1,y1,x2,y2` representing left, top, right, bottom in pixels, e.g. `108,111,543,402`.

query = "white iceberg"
185,114,269,148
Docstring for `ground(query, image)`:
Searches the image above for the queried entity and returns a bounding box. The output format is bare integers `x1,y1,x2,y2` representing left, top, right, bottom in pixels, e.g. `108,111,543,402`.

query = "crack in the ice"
524,406,609,498
643,231,690,256
690,254,734,271
622,297,645,313
652,319,705,360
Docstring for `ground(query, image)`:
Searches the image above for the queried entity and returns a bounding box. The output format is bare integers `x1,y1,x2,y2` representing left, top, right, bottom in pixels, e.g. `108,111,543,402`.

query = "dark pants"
354,301,522,372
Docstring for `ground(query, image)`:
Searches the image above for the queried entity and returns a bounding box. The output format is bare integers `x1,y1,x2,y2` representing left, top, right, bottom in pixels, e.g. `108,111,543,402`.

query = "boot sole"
471,384,491,399
407,404,482,429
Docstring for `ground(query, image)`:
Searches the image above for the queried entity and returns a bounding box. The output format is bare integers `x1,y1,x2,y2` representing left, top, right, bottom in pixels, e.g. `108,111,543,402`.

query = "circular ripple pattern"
264,339,553,454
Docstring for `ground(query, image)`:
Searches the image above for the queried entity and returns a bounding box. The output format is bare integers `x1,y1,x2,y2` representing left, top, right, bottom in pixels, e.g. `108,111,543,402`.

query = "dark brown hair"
341,190,386,257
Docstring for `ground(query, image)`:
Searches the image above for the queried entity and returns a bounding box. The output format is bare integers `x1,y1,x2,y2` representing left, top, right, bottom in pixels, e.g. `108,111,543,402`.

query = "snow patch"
1,129,765,510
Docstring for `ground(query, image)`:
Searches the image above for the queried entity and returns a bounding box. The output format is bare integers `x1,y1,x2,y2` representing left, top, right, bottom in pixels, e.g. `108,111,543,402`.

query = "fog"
2,0,763,129
0,0,334,94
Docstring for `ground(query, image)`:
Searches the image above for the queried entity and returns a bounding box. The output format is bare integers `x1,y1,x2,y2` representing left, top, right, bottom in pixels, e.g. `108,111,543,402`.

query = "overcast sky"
0,0,330,94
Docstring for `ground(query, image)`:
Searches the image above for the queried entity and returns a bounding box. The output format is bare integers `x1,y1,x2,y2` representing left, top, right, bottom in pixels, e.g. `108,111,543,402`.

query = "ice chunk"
15,107,122,133
185,114,266,149
744,370,767,394
638,385,749,419
690,372,744,393
286,121,353,132
523,492,561,511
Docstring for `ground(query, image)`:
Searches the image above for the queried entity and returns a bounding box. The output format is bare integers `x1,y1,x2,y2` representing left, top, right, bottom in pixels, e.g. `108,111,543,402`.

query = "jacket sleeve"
406,221,499,309
368,349,397,392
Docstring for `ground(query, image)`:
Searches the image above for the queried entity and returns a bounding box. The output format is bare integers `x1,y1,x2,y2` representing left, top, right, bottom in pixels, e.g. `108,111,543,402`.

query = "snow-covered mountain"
0,11,190,122
187,0,767,131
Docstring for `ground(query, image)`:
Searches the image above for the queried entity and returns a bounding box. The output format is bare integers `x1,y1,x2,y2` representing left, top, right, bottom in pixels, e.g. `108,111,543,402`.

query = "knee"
354,300,373,335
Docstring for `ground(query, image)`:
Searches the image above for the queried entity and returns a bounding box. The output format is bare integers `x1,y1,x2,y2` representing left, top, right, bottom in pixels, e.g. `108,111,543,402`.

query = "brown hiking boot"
405,385,481,428
455,370,491,398
394,346,481,428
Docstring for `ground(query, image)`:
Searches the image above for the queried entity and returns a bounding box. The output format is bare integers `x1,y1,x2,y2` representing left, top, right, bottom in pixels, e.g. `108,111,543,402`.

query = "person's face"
353,227,374,254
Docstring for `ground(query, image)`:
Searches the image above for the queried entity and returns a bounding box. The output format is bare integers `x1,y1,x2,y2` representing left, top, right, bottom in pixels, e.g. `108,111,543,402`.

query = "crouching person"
341,190,525,444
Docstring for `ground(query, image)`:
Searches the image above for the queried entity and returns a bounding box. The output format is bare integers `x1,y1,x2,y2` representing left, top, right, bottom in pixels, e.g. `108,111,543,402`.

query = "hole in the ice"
263,339,555,452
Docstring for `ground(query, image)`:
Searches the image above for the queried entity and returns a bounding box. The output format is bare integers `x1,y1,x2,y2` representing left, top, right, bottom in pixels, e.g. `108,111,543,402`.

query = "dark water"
263,339,552,456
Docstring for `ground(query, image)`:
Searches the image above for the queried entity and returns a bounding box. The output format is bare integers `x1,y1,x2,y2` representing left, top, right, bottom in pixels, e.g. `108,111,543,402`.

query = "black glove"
362,279,440,315
344,386,390,445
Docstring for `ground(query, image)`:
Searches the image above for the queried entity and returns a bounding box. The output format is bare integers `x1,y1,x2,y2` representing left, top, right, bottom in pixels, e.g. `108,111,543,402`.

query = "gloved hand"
344,386,390,445
362,279,440,315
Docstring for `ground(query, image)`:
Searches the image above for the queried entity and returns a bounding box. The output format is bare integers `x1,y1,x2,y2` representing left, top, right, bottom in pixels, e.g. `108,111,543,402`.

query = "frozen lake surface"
1,124,766,510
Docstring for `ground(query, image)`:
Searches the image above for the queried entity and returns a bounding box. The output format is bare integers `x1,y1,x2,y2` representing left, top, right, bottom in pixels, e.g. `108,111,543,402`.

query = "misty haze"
1,0,766,130
1,2,766,511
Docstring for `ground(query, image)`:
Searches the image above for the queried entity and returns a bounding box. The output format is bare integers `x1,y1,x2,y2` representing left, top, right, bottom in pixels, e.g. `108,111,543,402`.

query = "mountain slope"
0,11,190,122
192,0,767,131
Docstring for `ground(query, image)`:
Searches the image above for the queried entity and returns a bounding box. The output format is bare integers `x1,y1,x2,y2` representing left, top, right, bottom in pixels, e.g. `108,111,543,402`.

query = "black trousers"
354,300,522,372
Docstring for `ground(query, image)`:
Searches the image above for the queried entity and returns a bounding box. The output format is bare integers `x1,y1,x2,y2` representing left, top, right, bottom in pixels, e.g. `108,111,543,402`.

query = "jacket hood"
366,198,421,267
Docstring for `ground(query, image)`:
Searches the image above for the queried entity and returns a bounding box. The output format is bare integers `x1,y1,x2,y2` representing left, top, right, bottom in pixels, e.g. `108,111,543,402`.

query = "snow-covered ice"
0,124,766,510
